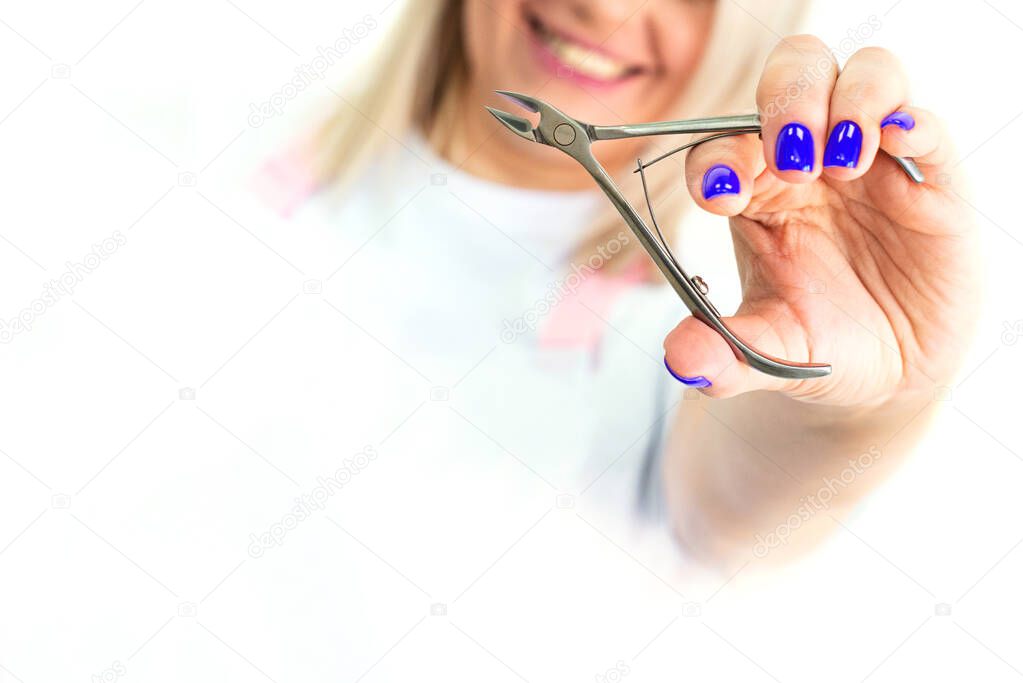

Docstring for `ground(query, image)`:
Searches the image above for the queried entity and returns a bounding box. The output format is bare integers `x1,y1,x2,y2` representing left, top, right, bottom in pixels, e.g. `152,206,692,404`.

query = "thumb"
662,307,817,399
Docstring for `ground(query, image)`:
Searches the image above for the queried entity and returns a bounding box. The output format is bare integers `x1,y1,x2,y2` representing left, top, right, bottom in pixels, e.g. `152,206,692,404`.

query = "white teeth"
539,27,629,80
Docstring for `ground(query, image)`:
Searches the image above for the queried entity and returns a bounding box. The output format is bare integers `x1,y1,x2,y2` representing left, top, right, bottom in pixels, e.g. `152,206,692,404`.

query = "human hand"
663,36,981,406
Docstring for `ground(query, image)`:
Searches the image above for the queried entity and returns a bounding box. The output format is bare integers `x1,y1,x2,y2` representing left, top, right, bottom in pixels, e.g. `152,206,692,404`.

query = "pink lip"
525,17,644,90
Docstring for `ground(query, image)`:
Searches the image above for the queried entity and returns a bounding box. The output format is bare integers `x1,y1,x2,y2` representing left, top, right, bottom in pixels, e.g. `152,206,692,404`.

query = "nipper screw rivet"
553,123,576,146
692,275,709,295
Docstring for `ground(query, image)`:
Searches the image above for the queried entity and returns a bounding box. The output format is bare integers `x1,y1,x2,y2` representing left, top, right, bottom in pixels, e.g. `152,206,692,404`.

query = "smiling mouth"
524,10,645,84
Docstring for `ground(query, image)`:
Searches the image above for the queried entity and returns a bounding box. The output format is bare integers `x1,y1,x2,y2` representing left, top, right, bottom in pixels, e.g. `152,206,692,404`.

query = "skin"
444,0,714,188
440,1,981,568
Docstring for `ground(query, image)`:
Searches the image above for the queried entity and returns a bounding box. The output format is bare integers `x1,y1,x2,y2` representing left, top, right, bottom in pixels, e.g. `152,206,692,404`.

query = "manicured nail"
823,120,862,168
702,164,740,200
664,357,712,388
880,111,915,131
775,122,814,172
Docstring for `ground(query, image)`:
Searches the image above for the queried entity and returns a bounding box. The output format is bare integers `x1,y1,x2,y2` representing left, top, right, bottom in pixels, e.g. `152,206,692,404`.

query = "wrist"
791,387,938,454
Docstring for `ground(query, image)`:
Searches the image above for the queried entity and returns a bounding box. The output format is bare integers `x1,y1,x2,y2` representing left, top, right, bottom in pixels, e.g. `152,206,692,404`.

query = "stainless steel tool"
486,90,924,380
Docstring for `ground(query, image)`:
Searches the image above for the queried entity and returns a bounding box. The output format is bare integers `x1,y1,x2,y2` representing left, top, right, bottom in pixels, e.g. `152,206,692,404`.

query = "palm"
730,160,980,405
661,38,981,404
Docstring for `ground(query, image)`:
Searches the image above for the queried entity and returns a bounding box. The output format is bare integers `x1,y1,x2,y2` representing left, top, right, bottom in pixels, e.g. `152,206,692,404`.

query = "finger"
869,104,968,237
663,305,818,399
683,133,763,216
823,47,909,181
757,35,838,183
878,106,950,176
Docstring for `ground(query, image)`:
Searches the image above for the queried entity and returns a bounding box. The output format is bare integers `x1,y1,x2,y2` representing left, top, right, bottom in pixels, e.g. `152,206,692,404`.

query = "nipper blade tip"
484,106,535,141
494,90,541,113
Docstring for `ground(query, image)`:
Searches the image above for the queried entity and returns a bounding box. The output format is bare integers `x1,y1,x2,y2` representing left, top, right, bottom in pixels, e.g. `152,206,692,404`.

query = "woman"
286,0,979,575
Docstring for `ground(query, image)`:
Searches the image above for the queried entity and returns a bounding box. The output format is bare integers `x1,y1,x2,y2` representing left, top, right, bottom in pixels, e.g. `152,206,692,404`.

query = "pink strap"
253,142,647,357
250,143,318,218
538,258,645,355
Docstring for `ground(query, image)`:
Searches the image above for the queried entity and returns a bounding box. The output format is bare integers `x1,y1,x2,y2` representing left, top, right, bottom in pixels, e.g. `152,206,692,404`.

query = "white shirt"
240,134,695,678
0,130,733,681
334,134,687,509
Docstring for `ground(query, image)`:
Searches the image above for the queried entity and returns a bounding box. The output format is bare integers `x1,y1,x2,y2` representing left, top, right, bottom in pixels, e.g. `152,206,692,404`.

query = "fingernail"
701,164,740,200
823,120,862,168
881,111,915,131
664,357,712,388
775,122,814,172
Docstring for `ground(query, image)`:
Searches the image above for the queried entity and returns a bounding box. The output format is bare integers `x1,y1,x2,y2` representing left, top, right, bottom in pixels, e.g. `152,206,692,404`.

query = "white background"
1,0,1022,681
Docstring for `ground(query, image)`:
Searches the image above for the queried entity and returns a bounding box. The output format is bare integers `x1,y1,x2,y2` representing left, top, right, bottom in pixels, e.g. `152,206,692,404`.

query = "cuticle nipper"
486,90,924,380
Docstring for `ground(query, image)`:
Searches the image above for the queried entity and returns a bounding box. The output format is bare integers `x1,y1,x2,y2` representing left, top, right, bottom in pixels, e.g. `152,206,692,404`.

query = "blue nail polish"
881,111,915,131
775,123,814,172
702,164,740,199
664,357,712,388
823,120,862,168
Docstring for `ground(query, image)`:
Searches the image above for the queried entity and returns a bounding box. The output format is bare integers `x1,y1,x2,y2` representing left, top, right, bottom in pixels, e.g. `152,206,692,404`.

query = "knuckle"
765,34,836,71
776,33,830,57
835,73,908,110
849,46,896,66
759,36,839,112
844,47,907,84
757,76,807,102
839,78,881,105
756,72,831,118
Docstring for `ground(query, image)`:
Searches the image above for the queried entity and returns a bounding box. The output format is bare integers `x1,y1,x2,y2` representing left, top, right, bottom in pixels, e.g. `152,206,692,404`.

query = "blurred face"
460,0,715,184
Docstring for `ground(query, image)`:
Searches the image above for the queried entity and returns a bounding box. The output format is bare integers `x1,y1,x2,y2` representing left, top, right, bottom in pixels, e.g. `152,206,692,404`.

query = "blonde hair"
312,0,811,271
